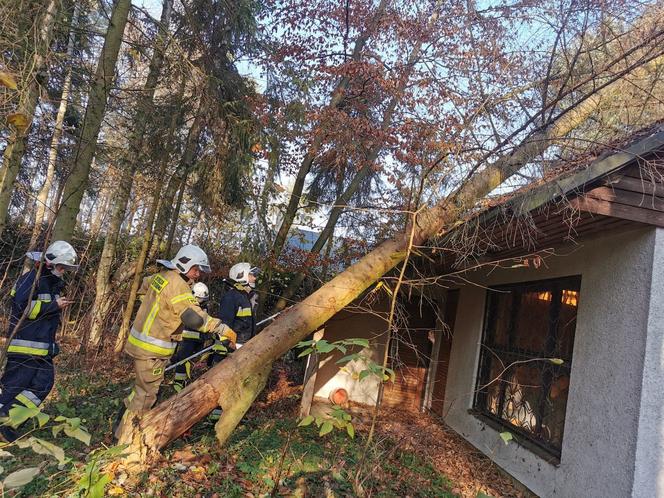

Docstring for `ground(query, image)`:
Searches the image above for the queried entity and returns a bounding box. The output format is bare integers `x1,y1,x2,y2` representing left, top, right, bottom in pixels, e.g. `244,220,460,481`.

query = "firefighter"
208,262,259,420
170,282,210,390
0,241,78,442
114,245,236,439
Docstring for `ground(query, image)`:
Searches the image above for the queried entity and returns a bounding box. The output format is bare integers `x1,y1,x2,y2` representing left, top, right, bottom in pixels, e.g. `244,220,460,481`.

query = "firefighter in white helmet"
169,282,210,390
114,245,236,439
208,262,260,420
213,263,260,352
0,241,77,442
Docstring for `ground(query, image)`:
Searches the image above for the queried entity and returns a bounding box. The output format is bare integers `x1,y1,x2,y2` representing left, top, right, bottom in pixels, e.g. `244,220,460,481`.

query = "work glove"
214,323,237,348
212,338,233,354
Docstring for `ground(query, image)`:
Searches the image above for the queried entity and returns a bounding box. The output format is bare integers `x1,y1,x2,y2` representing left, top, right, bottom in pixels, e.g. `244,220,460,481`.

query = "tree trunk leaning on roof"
117,83,608,463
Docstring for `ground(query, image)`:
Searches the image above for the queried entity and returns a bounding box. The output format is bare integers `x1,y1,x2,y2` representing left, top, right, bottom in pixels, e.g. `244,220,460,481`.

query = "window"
473,276,581,459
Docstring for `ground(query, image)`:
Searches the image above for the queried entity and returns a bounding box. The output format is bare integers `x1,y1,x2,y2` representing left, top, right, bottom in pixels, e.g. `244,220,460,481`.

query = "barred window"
474,276,580,459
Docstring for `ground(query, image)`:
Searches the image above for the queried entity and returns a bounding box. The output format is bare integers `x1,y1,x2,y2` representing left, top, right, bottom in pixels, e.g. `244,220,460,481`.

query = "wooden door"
381,298,437,411
429,290,459,417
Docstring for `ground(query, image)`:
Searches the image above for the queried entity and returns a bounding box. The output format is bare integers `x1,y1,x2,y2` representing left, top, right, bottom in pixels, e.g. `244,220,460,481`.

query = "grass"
148,416,458,497
0,356,460,497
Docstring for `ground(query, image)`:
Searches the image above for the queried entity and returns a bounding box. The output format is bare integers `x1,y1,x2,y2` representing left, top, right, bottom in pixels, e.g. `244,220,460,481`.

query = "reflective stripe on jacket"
219,284,257,344
8,268,64,357
124,270,221,359
182,330,203,340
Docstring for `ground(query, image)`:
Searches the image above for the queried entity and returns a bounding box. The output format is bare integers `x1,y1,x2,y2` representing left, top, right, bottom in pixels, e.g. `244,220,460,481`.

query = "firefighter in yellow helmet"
114,245,236,439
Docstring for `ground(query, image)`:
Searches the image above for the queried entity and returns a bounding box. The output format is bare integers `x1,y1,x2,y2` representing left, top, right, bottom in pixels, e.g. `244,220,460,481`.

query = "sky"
134,0,161,17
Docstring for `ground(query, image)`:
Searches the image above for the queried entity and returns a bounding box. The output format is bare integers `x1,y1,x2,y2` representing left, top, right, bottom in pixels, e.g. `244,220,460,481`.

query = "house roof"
433,125,664,267
490,125,664,219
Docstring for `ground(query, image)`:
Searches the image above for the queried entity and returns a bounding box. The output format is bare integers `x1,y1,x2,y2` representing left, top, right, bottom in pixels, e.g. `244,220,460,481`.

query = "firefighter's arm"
212,293,238,346
171,291,224,336
218,293,236,324
213,322,237,346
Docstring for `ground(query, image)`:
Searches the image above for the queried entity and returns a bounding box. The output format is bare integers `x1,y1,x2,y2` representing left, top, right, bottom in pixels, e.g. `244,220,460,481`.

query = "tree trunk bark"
87,0,173,348
214,363,272,446
52,0,131,241
118,87,604,460
25,3,81,265
0,0,59,234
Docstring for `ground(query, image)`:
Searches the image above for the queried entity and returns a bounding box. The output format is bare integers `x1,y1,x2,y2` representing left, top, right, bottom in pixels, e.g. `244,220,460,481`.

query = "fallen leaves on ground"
354,405,531,498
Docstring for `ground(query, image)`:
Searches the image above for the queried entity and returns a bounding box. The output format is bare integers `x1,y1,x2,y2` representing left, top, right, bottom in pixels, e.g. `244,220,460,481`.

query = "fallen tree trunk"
117,85,607,461
214,363,273,446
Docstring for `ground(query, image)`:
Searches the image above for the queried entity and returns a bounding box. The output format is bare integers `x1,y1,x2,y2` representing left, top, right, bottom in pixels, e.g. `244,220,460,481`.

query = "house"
300,127,664,497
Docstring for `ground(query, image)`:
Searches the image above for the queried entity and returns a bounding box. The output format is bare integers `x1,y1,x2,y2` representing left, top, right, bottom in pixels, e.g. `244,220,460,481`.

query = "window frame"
473,275,581,460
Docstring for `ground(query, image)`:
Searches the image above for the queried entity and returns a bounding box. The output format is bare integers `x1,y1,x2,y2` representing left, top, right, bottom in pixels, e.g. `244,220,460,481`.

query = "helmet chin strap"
50,266,65,278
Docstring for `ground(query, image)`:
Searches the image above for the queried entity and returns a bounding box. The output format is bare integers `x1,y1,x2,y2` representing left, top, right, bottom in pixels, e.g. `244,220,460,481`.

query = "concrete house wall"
443,227,664,497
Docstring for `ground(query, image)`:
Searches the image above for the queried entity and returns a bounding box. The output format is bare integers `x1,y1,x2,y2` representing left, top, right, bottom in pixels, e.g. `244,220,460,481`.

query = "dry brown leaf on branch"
0,72,17,90
6,112,30,132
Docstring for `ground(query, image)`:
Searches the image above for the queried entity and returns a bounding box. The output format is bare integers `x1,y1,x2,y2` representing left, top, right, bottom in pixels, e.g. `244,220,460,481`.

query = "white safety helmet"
229,262,259,285
192,282,209,301
42,241,78,269
171,244,211,274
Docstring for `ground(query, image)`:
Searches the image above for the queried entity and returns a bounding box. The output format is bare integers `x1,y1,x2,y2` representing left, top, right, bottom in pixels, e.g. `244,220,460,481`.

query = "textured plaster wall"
632,228,664,497
312,306,388,406
443,227,656,497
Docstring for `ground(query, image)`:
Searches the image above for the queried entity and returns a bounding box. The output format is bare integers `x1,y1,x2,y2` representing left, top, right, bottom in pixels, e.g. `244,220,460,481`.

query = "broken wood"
299,329,325,417
215,363,272,446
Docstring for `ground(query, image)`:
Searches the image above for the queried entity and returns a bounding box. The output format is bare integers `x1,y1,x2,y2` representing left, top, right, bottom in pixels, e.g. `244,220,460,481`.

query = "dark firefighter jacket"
219,283,257,344
7,268,65,357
